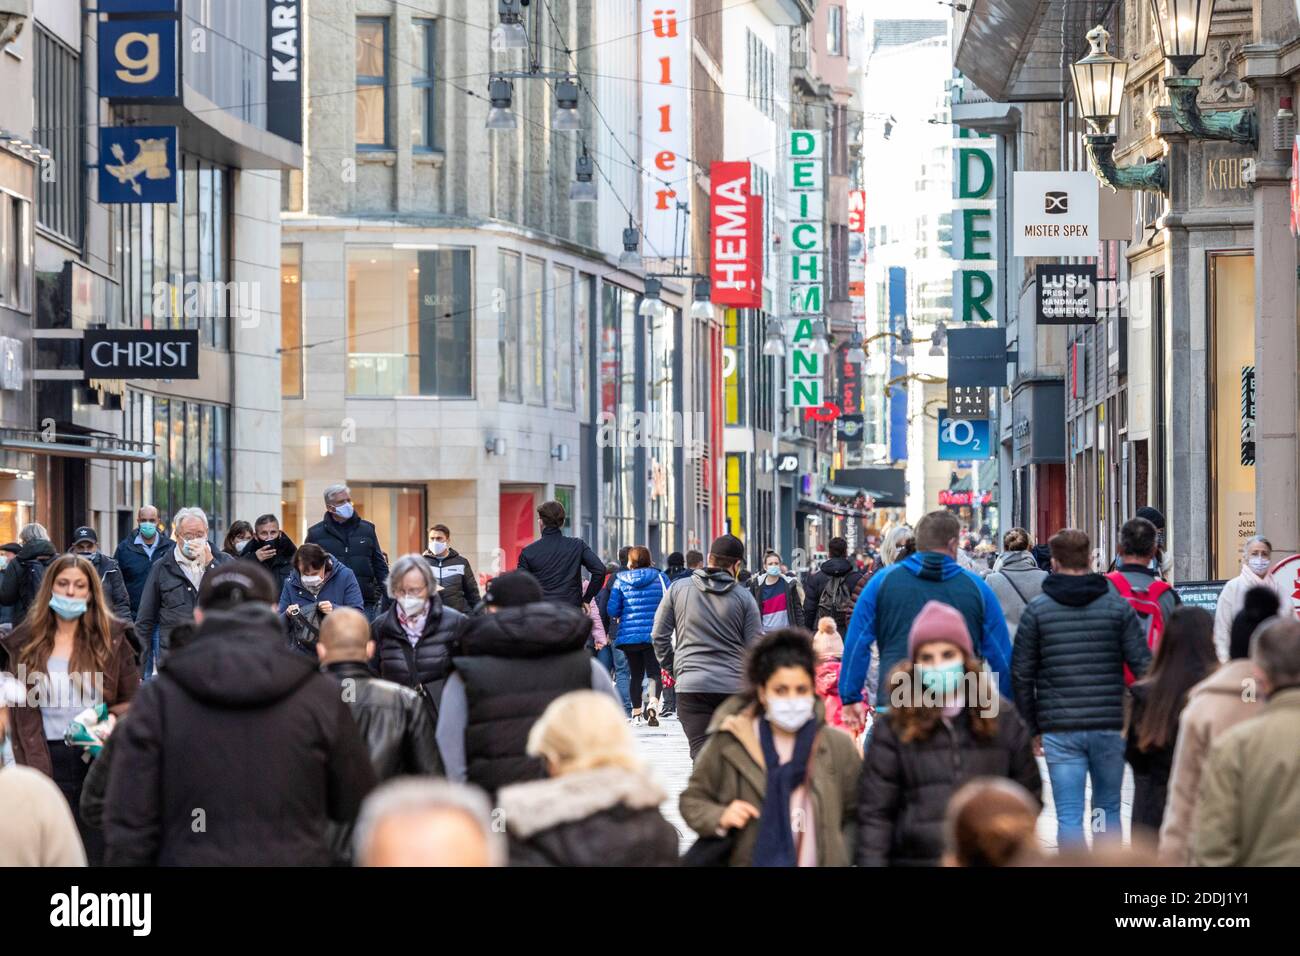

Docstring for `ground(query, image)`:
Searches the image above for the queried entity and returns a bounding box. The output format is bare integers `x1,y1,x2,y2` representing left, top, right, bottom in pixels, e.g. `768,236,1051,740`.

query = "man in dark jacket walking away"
422,523,480,613
251,513,297,591
652,534,762,759
438,570,617,794
1011,528,1152,848
802,537,867,632
0,523,58,625
103,561,376,865
67,526,132,620
134,507,233,667
113,505,171,618
516,500,606,607
318,607,440,864
307,484,391,622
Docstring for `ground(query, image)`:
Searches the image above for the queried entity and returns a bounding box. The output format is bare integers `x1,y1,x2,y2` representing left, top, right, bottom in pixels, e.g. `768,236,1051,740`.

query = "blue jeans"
1042,730,1126,847
613,647,633,716
140,626,161,681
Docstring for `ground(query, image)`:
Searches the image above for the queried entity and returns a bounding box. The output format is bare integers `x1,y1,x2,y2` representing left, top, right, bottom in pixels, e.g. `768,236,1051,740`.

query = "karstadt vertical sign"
641,2,691,259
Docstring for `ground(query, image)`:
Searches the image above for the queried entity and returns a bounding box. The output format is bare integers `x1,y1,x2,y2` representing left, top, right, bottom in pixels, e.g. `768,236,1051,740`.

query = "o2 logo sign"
937,409,992,461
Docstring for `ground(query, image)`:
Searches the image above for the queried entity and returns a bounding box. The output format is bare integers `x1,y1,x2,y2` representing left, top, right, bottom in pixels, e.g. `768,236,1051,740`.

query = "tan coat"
0,763,86,865
679,695,861,866
1192,687,1300,866
1158,659,1262,864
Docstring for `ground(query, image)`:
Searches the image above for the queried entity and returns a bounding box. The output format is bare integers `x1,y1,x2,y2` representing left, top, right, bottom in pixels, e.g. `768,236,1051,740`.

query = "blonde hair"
881,525,915,566
526,691,641,776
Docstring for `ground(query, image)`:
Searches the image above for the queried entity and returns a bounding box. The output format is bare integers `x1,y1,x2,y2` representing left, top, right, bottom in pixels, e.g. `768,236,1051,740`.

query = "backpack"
1106,572,1172,686
18,558,48,612
816,573,856,632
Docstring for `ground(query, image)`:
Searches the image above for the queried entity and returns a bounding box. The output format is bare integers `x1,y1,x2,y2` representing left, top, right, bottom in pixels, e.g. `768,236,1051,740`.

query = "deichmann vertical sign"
786,129,824,408
1013,171,1099,257
83,329,199,379
641,3,691,259
952,124,996,324
709,162,762,308
1035,264,1097,325
266,1,303,144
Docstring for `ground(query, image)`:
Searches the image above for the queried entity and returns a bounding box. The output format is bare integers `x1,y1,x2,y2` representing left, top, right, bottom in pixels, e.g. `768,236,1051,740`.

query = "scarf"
396,603,427,645
175,543,206,591
752,716,818,867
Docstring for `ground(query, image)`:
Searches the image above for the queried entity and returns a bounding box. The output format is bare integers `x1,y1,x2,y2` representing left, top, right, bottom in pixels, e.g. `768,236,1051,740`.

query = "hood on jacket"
458,601,590,658
1041,572,1110,608
618,567,664,590
817,556,855,577
163,604,317,708
994,550,1040,574
900,551,964,583
1189,658,1257,699
497,765,666,839
691,567,739,594
16,539,57,563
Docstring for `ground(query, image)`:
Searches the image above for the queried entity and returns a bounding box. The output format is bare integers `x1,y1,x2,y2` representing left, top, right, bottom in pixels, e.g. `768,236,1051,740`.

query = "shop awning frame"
0,428,154,463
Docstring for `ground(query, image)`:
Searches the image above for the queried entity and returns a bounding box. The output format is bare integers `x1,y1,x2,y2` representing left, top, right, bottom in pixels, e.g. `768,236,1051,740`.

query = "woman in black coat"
857,601,1041,867
497,690,679,866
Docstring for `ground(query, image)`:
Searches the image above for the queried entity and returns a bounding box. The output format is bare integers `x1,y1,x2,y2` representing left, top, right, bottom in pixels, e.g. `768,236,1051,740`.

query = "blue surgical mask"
49,594,88,620
139,522,158,538
918,660,966,695
334,503,355,520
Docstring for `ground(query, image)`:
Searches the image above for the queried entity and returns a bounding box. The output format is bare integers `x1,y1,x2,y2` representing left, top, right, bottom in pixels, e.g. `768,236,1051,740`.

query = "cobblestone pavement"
633,717,1135,855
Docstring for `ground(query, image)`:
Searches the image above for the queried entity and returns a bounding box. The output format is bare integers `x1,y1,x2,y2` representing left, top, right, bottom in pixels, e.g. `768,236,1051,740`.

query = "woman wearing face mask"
278,543,365,656
606,546,670,726
679,628,862,866
0,555,139,864
856,601,1040,867
749,549,804,632
1213,535,1289,662
221,521,256,560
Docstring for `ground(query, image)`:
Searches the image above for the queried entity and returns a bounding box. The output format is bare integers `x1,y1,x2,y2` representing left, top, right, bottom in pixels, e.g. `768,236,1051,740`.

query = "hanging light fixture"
847,332,867,365
485,78,516,130
619,221,642,270
898,327,915,358
491,0,529,51
569,150,597,202
553,79,583,132
690,279,715,320
810,319,831,355
762,318,786,356
1070,26,1128,134
638,277,663,317
929,320,947,356
1149,0,1215,75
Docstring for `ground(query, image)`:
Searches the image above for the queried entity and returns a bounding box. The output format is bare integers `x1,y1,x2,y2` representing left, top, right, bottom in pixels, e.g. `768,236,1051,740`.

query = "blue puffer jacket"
607,567,670,647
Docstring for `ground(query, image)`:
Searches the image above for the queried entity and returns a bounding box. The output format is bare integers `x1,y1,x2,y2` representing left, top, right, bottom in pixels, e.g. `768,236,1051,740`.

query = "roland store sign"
84,329,200,379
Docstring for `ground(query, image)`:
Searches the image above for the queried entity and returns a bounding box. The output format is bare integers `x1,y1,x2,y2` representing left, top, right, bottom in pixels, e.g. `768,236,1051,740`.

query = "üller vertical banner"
710,162,762,308
641,2,692,260
787,129,824,408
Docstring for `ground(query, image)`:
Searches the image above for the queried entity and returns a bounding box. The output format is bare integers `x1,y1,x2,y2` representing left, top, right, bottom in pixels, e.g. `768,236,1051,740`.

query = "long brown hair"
1128,606,1217,751
15,554,118,682
885,658,999,744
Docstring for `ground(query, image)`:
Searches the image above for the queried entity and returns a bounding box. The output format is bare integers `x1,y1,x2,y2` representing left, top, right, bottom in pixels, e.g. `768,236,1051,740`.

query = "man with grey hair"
307,484,390,622
1193,617,1300,866
0,522,58,624
133,507,233,669
353,778,504,867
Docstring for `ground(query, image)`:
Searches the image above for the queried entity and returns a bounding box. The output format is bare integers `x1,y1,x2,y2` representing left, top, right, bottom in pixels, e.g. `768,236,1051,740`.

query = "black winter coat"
371,596,466,715
1011,573,1153,736
857,705,1042,866
452,601,593,794
133,547,233,658
0,539,58,623
1124,682,1177,832
306,512,390,605
102,604,376,866
516,527,607,606
499,766,679,866
802,557,867,631
113,533,172,615
422,548,481,613
87,552,132,620
251,531,297,592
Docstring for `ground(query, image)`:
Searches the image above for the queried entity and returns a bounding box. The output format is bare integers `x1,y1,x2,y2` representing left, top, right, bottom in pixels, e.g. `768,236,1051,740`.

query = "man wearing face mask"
747,549,803,631
68,526,132,621
113,505,171,618
652,534,763,759
422,524,480,613
307,484,391,623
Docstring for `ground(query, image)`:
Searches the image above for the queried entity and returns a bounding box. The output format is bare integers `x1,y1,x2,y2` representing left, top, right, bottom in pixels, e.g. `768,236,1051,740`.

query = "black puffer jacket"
856,705,1041,866
0,539,58,622
499,766,679,866
1011,573,1152,736
452,601,593,793
802,556,867,631
252,531,297,592
371,595,466,713
102,604,376,866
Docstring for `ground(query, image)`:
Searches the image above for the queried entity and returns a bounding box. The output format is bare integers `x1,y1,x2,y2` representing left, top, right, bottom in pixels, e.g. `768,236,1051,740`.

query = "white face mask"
1248,556,1271,576
235,539,251,554
182,539,203,560
399,595,427,616
301,574,323,588
429,540,448,556
765,695,815,732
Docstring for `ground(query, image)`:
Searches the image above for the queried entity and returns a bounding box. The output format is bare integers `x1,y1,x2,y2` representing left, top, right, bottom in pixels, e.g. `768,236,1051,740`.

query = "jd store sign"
84,329,199,379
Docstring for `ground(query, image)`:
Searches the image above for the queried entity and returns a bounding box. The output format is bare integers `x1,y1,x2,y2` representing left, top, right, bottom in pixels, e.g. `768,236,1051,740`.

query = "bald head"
317,607,373,664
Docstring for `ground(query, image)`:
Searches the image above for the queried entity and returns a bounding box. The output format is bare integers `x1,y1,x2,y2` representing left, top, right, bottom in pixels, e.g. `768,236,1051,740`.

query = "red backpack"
1106,572,1172,685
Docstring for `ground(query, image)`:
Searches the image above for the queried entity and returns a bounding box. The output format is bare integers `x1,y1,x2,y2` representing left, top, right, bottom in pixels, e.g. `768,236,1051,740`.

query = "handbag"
681,831,736,867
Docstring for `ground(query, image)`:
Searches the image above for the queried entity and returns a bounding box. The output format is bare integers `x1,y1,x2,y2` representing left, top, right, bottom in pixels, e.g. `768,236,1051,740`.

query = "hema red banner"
710,161,762,308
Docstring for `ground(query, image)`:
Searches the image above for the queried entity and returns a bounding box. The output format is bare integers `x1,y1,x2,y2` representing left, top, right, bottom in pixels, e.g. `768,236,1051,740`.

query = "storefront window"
133,394,228,537
499,251,521,402
281,246,303,398
346,245,473,398
522,257,546,405
553,266,575,411
349,483,425,558
600,283,636,552
1211,253,1255,579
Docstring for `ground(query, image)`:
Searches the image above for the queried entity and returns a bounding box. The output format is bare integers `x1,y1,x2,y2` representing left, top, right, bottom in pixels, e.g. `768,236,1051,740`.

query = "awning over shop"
831,467,907,507
0,427,153,463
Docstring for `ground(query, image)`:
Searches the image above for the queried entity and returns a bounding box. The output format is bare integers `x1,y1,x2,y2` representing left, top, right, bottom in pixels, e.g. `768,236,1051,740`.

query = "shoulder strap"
1000,571,1033,607
1106,571,1135,599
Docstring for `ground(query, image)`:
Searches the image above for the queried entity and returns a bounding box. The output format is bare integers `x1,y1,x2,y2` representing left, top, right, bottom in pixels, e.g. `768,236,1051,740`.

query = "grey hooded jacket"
985,551,1048,635
652,568,762,695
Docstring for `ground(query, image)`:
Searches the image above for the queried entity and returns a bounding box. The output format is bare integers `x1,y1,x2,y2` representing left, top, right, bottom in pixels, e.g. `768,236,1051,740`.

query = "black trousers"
49,742,101,865
621,645,663,711
676,691,732,760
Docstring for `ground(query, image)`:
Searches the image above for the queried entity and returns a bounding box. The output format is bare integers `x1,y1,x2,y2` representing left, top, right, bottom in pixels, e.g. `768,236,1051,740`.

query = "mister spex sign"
84,329,199,379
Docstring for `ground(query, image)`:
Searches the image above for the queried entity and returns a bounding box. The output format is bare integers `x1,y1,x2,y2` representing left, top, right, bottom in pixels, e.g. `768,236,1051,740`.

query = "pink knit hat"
908,601,974,659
